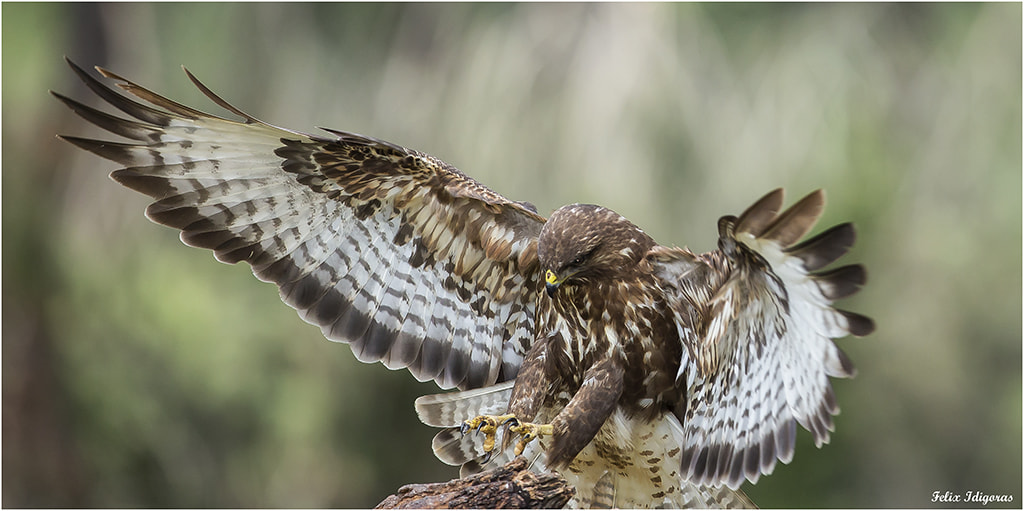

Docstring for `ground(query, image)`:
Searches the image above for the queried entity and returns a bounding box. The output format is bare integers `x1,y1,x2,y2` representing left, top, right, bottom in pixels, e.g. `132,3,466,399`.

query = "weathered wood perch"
375,458,574,509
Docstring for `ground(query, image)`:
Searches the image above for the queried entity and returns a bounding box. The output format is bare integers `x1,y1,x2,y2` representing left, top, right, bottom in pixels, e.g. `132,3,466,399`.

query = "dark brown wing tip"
812,264,867,300
735,187,785,236
110,72,216,121
786,222,857,271
181,66,261,124
110,168,175,199
58,135,136,164
94,64,128,82
63,56,98,81
835,345,858,378
839,310,876,337
61,58,182,127
761,189,826,247
53,90,156,141
55,133,90,149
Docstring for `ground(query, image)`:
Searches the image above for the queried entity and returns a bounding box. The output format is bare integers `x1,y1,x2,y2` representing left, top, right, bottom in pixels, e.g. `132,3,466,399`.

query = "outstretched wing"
55,58,545,390
648,189,874,490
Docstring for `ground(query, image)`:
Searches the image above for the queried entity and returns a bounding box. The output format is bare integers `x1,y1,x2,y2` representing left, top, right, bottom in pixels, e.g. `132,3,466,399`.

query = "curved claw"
459,420,482,436
461,414,517,453
459,415,554,457
509,421,554,456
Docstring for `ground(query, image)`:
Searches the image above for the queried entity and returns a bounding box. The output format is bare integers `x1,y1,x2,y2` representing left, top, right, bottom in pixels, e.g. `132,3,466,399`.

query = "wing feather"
652,189,874,489
56,58,545,390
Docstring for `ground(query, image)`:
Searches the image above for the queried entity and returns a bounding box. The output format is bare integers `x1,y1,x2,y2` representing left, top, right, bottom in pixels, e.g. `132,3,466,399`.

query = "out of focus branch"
375,458,574,509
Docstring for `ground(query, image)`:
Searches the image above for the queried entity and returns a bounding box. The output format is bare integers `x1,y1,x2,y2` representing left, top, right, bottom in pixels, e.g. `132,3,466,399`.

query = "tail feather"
431,427,492,467
414,380,514,427
429,426,522,472
417,382,552,480
577,471,616,509
458,441,545,478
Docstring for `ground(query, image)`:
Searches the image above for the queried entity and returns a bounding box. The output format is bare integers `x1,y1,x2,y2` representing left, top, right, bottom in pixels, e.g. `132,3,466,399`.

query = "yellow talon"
461,414,517,453
510,422,554,456
462,415,554,456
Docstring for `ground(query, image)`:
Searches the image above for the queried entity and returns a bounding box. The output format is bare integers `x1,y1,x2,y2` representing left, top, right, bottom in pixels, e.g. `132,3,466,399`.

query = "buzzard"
56,59,874,508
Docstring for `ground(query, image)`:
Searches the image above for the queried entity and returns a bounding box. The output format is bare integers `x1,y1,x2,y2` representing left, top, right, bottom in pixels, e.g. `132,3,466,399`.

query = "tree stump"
375,458,574,509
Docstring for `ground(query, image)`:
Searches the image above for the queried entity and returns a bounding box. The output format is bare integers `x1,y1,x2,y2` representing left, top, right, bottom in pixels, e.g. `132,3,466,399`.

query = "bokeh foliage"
3,3,1020,508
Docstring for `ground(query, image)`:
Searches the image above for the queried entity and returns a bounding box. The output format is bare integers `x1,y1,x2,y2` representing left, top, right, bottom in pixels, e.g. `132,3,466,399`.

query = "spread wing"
648,189,874,490
54,58,545,390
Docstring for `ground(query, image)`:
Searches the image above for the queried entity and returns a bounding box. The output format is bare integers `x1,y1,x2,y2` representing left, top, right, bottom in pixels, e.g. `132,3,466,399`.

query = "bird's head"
538,204,655,297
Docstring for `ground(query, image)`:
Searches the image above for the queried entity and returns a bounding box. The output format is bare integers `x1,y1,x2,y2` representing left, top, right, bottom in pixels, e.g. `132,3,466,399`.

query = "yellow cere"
545,269,559,285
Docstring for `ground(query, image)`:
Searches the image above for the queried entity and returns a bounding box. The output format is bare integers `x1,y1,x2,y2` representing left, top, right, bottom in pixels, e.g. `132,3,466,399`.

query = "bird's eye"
571,255,586,266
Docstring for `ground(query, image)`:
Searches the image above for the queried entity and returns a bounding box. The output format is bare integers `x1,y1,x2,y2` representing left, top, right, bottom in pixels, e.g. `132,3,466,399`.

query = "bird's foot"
506,418,554,456
461,414,554,456
461,414,518,453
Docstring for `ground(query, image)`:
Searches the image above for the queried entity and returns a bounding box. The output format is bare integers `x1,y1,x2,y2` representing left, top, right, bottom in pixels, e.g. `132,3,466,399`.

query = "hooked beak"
545,269,561,298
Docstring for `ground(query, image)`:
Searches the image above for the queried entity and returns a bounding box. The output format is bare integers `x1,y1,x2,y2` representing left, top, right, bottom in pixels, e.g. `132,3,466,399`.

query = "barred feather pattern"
55,59,545,390
416,384,755,508
650,189,874,490
415,382,535,476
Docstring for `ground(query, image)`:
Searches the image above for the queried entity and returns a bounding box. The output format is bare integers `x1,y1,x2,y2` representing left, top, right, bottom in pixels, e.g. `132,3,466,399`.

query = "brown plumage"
57,59,873,508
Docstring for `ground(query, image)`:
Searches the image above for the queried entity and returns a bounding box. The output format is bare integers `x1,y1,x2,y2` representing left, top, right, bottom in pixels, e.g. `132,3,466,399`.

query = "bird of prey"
55,58,874,508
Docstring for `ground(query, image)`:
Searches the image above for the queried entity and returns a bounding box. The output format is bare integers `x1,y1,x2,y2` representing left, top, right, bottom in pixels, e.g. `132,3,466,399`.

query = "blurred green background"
3,3,1020,508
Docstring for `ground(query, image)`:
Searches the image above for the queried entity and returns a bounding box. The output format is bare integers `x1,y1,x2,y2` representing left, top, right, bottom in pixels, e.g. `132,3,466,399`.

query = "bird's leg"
461,337,552,457
461,414,517,453
542,357,625,469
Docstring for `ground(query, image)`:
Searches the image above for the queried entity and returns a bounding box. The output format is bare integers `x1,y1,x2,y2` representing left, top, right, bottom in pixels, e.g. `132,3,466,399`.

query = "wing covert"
56,58,545,390
650,189,874,490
